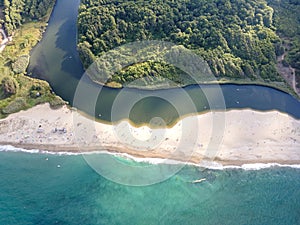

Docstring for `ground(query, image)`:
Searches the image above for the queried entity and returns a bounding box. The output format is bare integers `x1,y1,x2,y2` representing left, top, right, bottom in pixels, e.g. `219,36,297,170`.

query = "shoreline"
90,77,299,101
0,103,299,166
1,144,300,170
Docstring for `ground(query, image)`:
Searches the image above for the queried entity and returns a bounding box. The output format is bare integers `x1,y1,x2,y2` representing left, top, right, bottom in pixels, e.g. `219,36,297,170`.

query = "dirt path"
0,29,10,53
276,44,300,97
0,29,7,40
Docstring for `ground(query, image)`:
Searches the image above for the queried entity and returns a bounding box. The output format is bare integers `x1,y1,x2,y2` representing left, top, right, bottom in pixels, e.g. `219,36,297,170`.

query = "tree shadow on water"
55,19,84,79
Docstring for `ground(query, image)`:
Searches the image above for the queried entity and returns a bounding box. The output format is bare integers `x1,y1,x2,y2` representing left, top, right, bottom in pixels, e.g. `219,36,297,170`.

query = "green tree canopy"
77,0,287,87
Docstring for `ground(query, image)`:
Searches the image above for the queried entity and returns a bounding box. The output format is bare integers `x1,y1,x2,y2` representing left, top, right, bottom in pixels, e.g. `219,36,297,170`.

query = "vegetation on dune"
0,0,65,118
77,0,293,89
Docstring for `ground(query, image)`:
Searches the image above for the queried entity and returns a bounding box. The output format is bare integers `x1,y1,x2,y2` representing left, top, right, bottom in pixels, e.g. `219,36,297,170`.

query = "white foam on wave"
0,145,40,154
0,145,78,155
197,161,300,170
86,150,188,165
1,145,300,170
241,163,300,170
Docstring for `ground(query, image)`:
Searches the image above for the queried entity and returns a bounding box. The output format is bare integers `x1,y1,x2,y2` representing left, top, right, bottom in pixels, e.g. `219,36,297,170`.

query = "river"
27,0,300,125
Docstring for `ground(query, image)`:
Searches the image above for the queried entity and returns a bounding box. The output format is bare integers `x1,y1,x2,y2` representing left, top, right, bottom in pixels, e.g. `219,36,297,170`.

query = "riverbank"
0,0,65,118
95,76,298,100
0,103,299,166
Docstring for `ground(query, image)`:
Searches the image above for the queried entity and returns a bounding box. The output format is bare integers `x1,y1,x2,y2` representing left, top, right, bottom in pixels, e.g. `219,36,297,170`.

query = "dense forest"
77,0,290,87
0,0,54,34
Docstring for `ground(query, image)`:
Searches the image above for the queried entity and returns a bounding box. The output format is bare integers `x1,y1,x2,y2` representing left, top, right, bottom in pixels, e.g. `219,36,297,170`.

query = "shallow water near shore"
0,149,300,224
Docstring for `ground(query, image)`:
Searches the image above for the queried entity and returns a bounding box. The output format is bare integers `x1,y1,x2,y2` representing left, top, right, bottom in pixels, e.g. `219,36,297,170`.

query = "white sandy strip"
0,103,299,165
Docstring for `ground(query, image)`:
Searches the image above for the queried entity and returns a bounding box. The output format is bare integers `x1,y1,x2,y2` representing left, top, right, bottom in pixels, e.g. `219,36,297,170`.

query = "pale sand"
0,103,299,166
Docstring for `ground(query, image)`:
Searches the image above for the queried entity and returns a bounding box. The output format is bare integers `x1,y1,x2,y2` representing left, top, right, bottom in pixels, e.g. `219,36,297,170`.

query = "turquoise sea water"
0,149,299,225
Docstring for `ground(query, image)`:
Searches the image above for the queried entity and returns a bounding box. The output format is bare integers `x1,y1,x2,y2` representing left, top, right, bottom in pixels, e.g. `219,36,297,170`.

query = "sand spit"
0,103,299,166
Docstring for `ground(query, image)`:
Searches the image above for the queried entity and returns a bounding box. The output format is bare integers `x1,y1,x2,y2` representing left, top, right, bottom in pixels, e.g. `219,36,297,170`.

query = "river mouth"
27,0,300,125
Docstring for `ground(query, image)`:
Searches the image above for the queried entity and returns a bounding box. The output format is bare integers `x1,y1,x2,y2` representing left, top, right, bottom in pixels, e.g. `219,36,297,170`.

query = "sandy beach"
0,103,299,166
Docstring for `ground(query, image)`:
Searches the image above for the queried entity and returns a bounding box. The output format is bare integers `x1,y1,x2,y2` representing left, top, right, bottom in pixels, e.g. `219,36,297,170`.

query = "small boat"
192,178,206,183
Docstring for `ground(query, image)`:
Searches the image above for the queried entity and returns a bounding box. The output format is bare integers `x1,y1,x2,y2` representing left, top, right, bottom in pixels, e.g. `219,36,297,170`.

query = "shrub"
2,97,27,114
12,55,30,74
49,96,66,108
29,85,43,98
1,76,17,97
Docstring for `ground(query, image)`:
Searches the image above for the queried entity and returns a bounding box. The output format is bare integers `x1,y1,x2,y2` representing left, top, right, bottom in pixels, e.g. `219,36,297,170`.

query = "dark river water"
28,0,300,125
